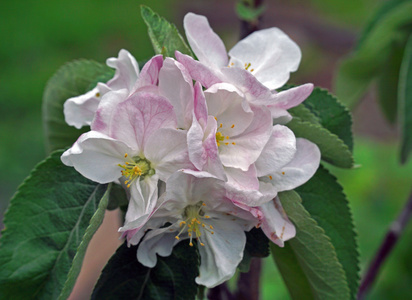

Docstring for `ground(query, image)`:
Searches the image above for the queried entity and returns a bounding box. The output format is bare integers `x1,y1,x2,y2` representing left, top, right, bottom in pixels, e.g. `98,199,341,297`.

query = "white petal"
264,138,321,191
255,125,297,177
61,131,133,183
184,13,228,68
196,218,246,288
64,87,101,129
159,58,194,129
228,28,301,90
270,83,313,109
224,165,259,191
144,128,192,181
106,49,139,92
135,54,163,89
260,197,296,247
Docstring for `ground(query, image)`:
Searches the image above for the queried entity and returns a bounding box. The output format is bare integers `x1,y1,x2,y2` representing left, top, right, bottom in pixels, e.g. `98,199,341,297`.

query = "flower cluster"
62,13,320,287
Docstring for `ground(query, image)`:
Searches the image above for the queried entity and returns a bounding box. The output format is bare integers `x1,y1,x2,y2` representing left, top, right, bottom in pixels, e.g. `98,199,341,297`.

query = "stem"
234,258,262,300
239,0,264,40
357,189,412,299
207,282,234,300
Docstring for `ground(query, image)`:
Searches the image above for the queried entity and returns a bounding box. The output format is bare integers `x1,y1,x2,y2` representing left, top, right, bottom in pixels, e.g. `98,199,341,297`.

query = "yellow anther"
211,231,214,234
202,224,205,227
250,68,254,72
200,242,205,246
225,142,229,145
214,116,217,121
209,225,214,229
205,215,210,219
189,242,193,247
226,136,229,139
245,62,251,70
175,236,180,240
232,142,236,145
219,123,223,128
231,62,234,66
269,175,273,180
231,124,235,128
202,203,206,206
188,233,192,236
124,153,128,158
282,172,285,175
95,92,100,97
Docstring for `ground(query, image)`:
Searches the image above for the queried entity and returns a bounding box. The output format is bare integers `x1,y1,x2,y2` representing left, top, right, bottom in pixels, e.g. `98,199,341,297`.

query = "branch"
207,282,234,300
358,189,412,299
239,0,264,40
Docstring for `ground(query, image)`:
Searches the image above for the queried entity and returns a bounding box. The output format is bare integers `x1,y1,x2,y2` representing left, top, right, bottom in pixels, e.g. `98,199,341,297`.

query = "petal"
224,165,259,191
220,67,273,103
64,87,101,129
194,81,208,128
91,88,129,134
110,92,177,150
260,197,296,247
225,180,277,207
187,113,207,170
228,28,301,90
144,128,192,181
137,224,179,268
135,54,163,89
175,51,223,88
61,131,133,183
196,218,246,287
183,13,228,68
106,49,140,91
263,138,321,191
219,105,272,170
159,57,194,129
270,83,314,110
255,125,297,177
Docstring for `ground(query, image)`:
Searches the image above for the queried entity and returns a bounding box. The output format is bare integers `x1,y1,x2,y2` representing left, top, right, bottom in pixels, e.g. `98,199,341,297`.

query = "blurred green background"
1,0,412,299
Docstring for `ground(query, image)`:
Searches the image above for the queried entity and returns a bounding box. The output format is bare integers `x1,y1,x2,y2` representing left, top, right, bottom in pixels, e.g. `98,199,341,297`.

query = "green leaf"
271,191,350,300
286,118,354,168
58,183,111,300
335,1,412,107
238,228,269,272
289,104,321,126
399,33,412,163
0,150,108,299
107,183,128,211
140,5,193,58
377,40,405,124
296,165,359,299
302,88,354,152
235,2,266,22
92,241,200,300
42,60,113,153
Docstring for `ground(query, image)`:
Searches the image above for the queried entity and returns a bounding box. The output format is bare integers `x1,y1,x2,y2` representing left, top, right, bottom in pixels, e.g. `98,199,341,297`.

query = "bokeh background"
1,0,412,299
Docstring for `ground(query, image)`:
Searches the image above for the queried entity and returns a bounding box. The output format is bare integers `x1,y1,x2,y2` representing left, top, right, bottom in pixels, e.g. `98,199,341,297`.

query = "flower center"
175,202,214,247
214,117,236,147
118,154,155,188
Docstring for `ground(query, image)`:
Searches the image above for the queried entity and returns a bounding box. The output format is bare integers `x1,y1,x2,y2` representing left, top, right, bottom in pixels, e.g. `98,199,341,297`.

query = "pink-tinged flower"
132,170,257,288
64,51,164,129
62,92,192,228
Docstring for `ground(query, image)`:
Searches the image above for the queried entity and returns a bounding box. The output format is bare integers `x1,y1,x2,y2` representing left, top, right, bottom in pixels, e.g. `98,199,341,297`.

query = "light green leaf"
0,150,108,299
235,2,266,22
271,190,350,300
92,241,200,300
399,33,412,163
289,104,321,125
335,1,412,107
296,165,359,299
42,60,113,153
286,118,354,168
58,183,111,300
141,5,193,58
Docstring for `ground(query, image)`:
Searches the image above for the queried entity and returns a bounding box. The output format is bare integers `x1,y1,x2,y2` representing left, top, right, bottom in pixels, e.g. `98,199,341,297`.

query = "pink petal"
270,83,314,110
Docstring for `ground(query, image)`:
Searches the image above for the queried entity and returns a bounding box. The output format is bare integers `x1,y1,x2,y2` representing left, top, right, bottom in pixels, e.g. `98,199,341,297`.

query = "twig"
357,189,412,299
234,258,262,300
207,282,234,300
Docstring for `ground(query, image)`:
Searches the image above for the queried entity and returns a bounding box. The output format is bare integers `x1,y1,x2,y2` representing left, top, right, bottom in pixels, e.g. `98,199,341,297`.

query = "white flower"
133,170,257,288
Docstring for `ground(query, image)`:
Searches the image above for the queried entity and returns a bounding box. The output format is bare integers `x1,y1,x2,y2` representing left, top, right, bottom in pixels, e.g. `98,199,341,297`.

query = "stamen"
231,124,235,128
95,92,100,97
269,175,273,180
282,172,285,175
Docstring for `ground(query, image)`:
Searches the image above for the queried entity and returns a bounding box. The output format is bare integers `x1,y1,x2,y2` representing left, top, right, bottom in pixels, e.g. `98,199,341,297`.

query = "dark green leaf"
58,183,111,299
286,118,354,168
42,60,113,153
92,241,200,300
289,104,321,125
238,228,269,273
271,191,350,300
140,6,193,58
296,165,359,299
107,183,128,211
302,88,354,152
377,40,405,123
0,150,107,299
335,1,412,107
399,33,412,163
